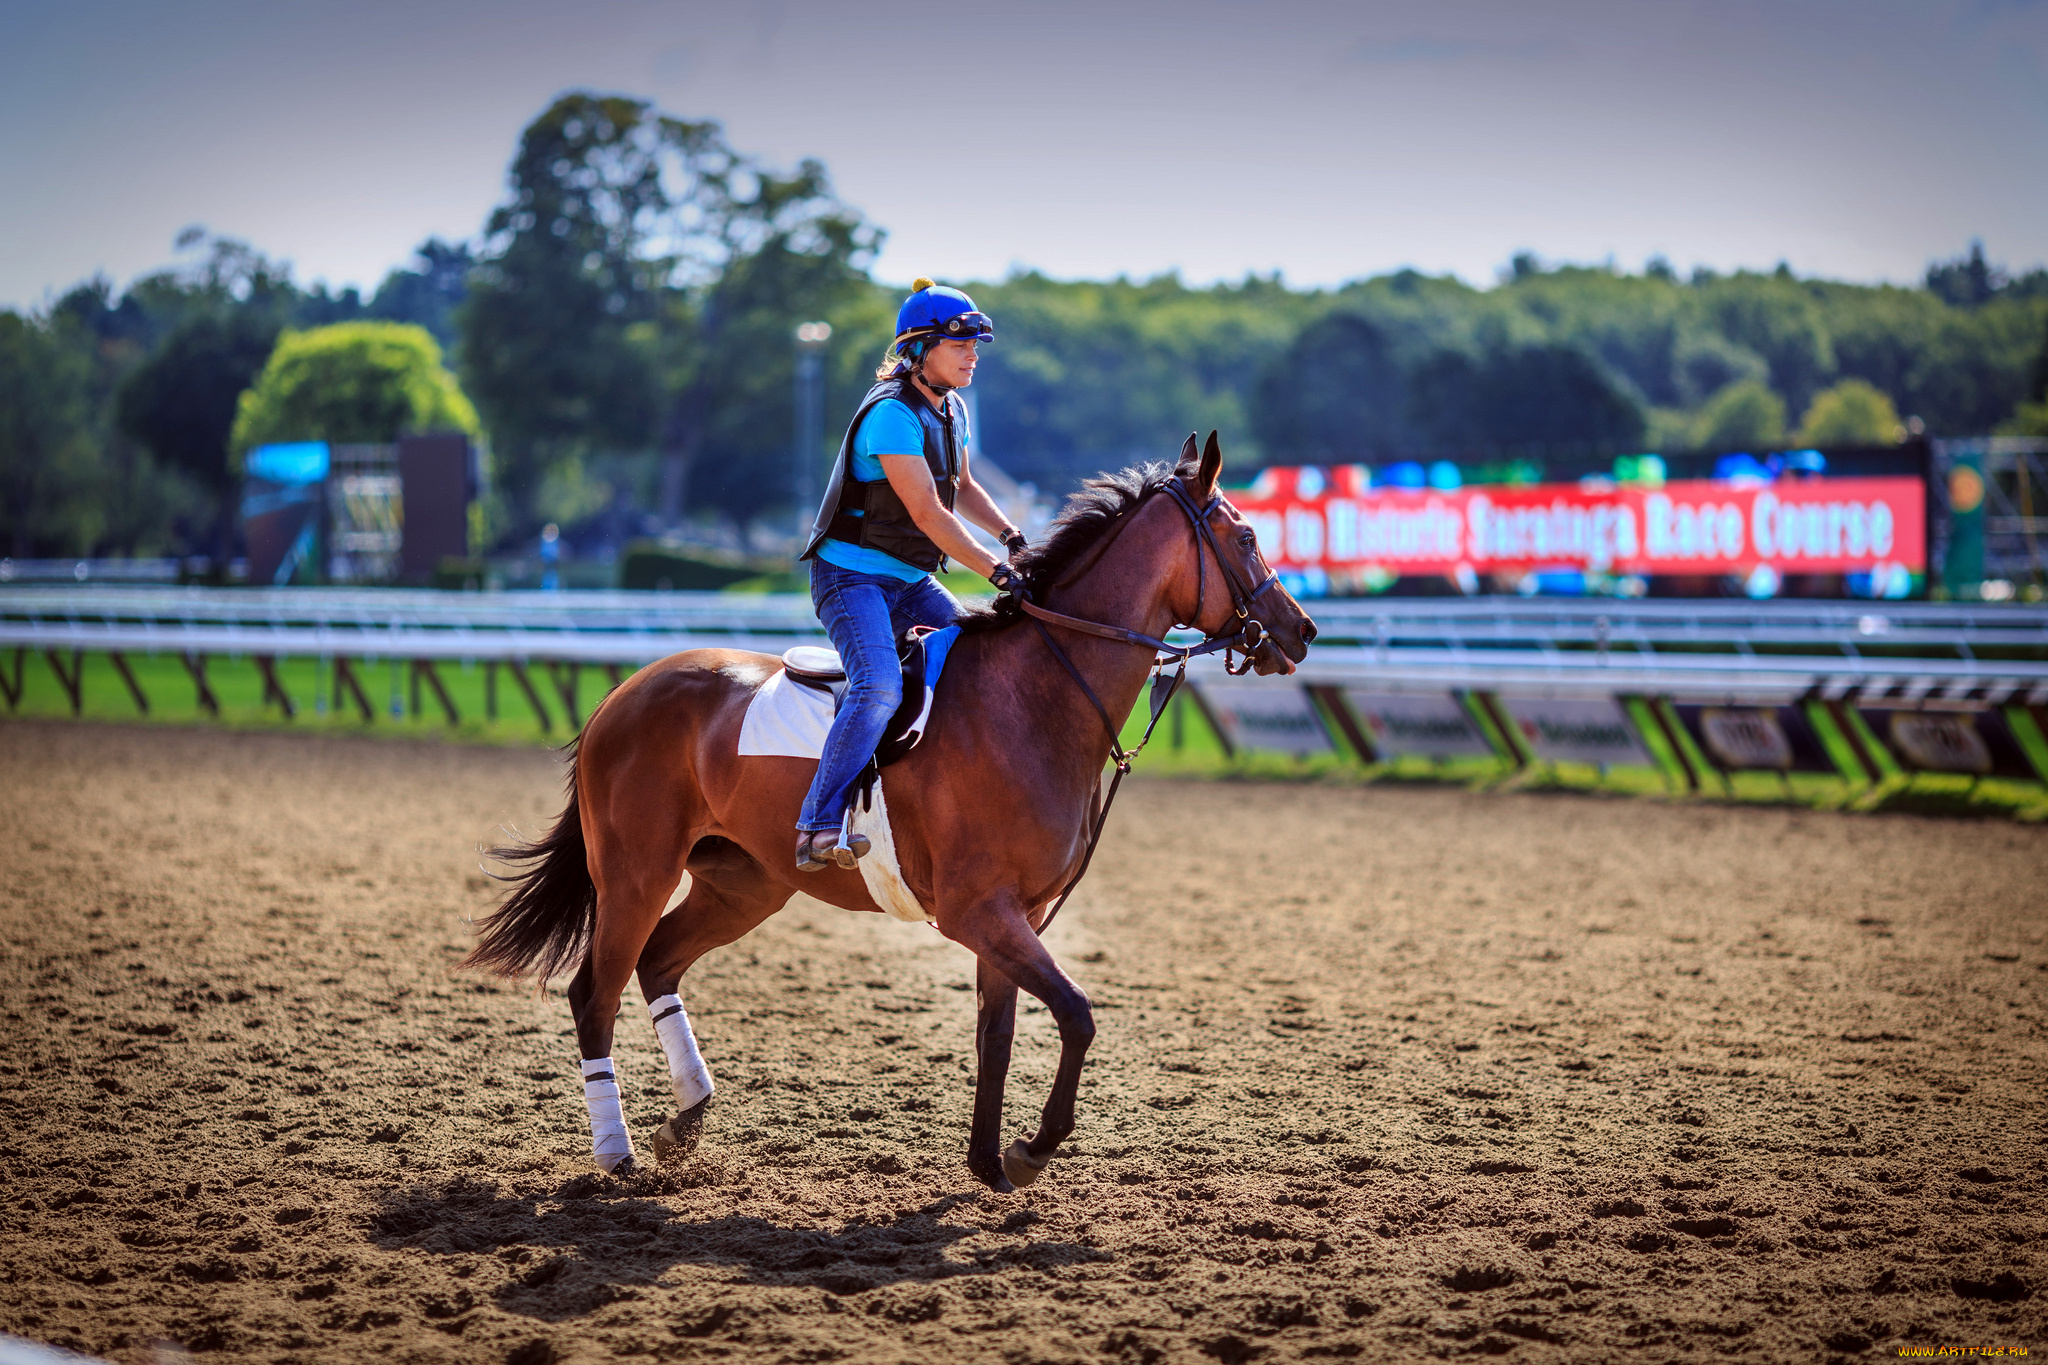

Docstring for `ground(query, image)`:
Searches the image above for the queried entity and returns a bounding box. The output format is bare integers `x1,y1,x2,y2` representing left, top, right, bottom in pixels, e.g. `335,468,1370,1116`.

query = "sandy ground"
0,720,2043,1365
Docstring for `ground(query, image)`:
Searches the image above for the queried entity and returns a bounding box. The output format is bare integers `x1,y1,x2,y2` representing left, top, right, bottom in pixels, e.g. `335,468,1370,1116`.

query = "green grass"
2,649,584,746
6,647,2043,820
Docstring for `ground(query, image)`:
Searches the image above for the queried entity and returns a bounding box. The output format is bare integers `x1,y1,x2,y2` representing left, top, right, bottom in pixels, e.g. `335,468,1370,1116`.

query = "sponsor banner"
1702,707,1791,770
1890,712,1990,773
1233,466,1925,578
1856,706,2036,778
1342,690,1498,760
1195,681,1334,755
1497,696,1653,767
1671,703,1836,773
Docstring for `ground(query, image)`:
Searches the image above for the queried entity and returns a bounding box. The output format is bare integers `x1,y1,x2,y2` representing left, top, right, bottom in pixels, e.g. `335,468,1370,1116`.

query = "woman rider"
794,279,1028,872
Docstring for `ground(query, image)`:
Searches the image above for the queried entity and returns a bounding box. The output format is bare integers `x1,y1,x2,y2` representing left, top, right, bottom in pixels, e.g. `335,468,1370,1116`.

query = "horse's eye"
1238,530,1256,550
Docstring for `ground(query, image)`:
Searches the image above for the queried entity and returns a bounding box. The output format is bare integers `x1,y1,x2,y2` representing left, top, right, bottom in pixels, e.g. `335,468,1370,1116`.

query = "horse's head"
1172,432,1317,676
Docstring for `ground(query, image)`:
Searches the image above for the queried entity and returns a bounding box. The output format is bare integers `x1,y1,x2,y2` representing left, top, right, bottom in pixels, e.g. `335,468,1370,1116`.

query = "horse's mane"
955,458,1181,635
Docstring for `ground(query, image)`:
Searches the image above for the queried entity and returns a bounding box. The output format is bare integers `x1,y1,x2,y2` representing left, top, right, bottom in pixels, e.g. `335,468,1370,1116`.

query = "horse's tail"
463,751,595,981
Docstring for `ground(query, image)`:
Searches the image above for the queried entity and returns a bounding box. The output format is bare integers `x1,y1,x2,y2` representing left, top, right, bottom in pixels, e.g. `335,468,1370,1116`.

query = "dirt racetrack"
1,720,2043,1365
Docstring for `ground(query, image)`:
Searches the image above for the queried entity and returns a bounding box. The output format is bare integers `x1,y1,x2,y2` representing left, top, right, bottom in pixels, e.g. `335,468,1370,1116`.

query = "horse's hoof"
1002,1139,1049,1189
604,1155,638,1179
652,1098,710,1165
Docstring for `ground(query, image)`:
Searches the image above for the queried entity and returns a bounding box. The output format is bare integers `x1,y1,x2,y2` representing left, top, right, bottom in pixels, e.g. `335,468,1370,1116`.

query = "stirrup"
831,807,871,869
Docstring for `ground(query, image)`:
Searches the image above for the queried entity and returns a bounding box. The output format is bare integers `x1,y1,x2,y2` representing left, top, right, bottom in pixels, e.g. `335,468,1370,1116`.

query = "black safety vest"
802,374,964,574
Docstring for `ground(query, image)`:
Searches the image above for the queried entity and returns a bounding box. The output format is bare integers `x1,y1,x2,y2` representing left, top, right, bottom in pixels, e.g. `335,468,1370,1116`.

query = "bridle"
1014,476,1288,931
1020,478,1286,731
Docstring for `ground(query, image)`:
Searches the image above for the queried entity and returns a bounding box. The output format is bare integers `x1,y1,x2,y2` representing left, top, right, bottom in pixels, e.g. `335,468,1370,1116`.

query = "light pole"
794,321,832,540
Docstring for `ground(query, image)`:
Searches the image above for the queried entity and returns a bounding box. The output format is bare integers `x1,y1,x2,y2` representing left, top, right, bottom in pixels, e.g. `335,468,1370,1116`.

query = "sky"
4,0,2045,310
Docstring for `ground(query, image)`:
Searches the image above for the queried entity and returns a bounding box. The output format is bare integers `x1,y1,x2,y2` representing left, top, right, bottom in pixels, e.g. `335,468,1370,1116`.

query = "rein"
1022,479,1285,934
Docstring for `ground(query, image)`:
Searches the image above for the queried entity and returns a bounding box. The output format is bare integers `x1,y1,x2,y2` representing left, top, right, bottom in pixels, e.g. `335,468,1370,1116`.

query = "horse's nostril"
1300,620,1318,644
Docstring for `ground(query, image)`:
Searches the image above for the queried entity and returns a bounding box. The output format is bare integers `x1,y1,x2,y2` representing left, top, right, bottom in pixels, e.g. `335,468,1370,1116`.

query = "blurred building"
241,434,479,586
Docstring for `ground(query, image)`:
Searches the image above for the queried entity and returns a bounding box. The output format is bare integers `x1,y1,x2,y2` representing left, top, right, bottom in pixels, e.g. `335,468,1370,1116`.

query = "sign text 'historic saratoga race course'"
1232,466,1925,589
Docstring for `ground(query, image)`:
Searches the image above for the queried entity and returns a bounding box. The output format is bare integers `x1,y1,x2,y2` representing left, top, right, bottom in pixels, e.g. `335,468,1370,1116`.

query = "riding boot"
795,830,838,872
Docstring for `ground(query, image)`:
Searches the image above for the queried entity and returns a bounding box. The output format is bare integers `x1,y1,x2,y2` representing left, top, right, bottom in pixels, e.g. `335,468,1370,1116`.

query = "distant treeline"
970,247,2048,489
1,234,474,561
4,90,2046,561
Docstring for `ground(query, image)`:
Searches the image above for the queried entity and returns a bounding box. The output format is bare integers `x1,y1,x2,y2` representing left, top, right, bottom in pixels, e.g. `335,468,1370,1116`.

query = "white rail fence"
4,587,2046,790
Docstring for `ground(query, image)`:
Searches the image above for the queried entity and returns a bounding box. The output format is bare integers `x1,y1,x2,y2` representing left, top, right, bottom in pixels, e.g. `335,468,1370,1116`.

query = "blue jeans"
796,558,961,832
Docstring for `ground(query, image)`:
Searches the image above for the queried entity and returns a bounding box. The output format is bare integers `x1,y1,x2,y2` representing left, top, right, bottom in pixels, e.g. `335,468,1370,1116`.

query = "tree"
122,231,303,346
46,277,208,556
50,231,330,559
370,239,473,350
116,308,283,558
1690,379,1786,451
666,229,878,526
459,95,680,521
2033,310,2048,405
293,284,368,328
650,150,878,526
2002,313,2048,436
1795,379,1902,446
1251,312,1420,461
1498,261,1689,408
1671,331,1769,407
230,321,479,456
1693,271,1835,418
2008,397,2048,438
972,270,1315,488
1926,241,2004,308
460,92,876,533
0,312,103,556
1409,340,1645,455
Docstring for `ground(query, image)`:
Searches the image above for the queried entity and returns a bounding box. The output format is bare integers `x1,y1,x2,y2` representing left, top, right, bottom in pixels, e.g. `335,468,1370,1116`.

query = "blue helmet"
895,277,994,346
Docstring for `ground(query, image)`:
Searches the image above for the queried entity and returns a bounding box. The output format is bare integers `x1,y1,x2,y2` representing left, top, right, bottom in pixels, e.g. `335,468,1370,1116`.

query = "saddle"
780,625,942,772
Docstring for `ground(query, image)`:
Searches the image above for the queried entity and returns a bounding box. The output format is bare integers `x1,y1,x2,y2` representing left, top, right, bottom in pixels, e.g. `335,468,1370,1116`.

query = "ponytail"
875,336,932,381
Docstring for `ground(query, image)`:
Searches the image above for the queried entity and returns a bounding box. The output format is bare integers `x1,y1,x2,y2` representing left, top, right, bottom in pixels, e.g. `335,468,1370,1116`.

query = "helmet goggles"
934,311,993,341
899,311,994,346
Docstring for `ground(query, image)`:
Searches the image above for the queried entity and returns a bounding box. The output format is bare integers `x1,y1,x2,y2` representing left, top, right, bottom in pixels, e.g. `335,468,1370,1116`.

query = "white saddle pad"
736,668,834,759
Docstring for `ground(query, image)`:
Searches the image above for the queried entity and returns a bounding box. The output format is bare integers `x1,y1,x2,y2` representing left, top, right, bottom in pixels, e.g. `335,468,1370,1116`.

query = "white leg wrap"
581,1057,634,1173
648,994,714,1111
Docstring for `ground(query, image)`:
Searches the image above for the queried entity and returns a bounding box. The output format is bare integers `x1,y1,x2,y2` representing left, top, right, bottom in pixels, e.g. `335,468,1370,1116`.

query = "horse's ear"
1196,431,1223,498
1178,432,1198,471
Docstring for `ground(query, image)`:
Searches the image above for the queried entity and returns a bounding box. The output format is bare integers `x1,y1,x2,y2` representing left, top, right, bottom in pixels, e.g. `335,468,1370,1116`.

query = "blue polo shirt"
817,397,964,581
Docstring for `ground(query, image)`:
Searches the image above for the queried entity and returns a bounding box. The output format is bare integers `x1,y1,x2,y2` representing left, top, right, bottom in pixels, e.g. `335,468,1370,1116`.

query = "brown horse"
465,433,1317,1192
